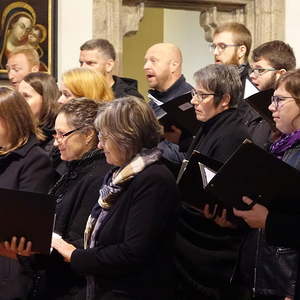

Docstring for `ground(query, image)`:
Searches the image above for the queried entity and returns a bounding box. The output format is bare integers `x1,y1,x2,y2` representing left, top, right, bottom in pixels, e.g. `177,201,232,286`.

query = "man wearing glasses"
240,40,296,147
211,22,252,88
249,40,296,91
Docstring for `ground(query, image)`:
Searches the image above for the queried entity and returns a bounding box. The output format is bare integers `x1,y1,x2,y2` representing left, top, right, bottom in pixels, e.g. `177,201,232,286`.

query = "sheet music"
199,163,216,187
243,77,259,99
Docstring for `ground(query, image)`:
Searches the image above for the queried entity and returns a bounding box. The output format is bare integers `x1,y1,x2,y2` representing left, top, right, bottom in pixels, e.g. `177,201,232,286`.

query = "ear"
105,59,115,74
275,69,287,81
170,60,179,73
83,128,95,144
31,64,39,72
220,93,231,109
238,45,247,59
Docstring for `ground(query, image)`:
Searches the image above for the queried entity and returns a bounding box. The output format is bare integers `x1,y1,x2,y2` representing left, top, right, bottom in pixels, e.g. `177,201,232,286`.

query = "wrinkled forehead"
7,53,31,68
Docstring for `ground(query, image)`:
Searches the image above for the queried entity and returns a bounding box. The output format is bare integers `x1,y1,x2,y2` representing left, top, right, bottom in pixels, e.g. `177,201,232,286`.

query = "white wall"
163,9,213,86
285,0,300,67
57,0,93,80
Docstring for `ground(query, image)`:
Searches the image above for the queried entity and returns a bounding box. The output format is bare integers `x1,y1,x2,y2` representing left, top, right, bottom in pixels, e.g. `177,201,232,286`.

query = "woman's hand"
202,204,236,228
233,196,269,229
0,236,33,259
51,234,76,263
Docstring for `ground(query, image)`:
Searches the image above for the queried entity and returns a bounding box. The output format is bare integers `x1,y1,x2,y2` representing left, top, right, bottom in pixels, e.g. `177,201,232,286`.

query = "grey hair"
94,96,163,163
193,64,242,107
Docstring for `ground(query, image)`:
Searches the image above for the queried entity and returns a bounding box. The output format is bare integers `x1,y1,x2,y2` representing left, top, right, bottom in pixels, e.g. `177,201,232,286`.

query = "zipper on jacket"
252,228,262,297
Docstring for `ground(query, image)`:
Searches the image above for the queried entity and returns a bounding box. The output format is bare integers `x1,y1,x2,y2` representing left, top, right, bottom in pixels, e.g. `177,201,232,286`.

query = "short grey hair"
193,64,242,107
95,96,163,163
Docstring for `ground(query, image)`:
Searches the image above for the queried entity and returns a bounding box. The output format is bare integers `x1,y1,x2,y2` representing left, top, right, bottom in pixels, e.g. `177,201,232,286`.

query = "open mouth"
146,74,155,79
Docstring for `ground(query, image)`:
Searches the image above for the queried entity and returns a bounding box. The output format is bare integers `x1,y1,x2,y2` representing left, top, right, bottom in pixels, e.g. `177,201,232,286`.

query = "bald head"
144,43,183,92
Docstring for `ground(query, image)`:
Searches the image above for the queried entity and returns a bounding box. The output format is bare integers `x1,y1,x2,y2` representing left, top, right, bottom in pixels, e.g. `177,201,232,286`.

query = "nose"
268,101,276,112
191,95,198,105
58,95,66,104
53,138,59,147
144,60,150,70
97,140,104,150
7,70,14,80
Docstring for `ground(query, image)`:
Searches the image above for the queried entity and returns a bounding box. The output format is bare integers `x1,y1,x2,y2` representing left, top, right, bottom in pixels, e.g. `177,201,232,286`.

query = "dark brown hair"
252,40,296,71
23,72,60,129
0,86,44,155
80,39,116,61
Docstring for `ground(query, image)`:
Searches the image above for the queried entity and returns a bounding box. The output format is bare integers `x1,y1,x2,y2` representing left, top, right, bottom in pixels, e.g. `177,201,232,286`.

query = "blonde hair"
8,46,40,68
0,86,44,155
62,68,114,102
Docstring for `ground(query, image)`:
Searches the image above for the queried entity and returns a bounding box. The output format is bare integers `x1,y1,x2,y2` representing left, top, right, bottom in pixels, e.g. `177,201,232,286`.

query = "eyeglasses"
191,89,218,103
209,43,242,53
248,68,278,77
97,132,110,143
53,126,84,141
271,95,295,110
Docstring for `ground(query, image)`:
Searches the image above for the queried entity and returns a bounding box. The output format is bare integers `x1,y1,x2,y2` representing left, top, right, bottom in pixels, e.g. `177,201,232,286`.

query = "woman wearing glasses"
232,70,300,300
1,98,112,299
176,64,249,300
52,96,179,300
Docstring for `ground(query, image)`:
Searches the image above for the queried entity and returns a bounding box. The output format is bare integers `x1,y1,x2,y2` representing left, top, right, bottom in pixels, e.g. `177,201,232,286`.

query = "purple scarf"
270,129,300,159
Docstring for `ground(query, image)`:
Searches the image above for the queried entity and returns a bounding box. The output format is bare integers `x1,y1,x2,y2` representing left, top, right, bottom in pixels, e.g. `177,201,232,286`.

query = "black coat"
264,143,300,300
28,149,112,300
148,75,194,170
70,162,179,300
112,75,144,99
0,136,55,192
236,99,272,148
176,109,250,299
0,136,56,300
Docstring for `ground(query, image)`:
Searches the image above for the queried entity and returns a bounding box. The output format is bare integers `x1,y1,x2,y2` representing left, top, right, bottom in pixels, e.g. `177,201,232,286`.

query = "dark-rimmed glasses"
53,127,84,142
248,68,278,77
271,95,295,110
209,43,242,53
191,89,218,103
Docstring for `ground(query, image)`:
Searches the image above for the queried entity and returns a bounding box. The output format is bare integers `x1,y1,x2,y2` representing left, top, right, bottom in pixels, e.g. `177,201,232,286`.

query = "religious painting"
0,0,57,79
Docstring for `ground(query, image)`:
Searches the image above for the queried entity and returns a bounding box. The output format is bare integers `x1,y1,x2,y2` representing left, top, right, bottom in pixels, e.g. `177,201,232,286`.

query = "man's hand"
164,125,182,144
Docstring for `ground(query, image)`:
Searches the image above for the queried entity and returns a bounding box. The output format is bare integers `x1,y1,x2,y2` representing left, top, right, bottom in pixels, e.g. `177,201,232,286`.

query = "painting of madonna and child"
0,0,56,78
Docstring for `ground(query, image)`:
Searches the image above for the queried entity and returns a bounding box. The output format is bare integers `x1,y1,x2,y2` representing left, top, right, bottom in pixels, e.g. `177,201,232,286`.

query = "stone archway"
93,0,285,73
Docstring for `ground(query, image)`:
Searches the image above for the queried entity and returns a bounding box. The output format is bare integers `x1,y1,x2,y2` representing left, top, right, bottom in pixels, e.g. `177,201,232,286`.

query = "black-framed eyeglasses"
191,89,218,102
209,43,242,53
248,67,278,77
271,95,295,110
53,126,84,141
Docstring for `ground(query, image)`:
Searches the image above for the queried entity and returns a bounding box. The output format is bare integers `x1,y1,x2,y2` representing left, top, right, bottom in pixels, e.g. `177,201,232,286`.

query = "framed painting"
0,0,57,79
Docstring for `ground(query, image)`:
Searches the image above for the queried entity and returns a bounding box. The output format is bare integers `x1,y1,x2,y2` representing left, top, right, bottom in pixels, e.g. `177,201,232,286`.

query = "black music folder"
205,140,300,213
245,88,276,130
177,150,222,210
148,92,200,136
0,188,56,254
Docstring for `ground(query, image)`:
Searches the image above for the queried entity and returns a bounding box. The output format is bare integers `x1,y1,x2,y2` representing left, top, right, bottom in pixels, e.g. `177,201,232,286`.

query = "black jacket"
0,136,56,300
70,162,179,300
176,109,249,298
148,75,194,168
112,75,143,99
28,149,112,300
260,143,300,299
0,136,56,192
236,99,272,149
